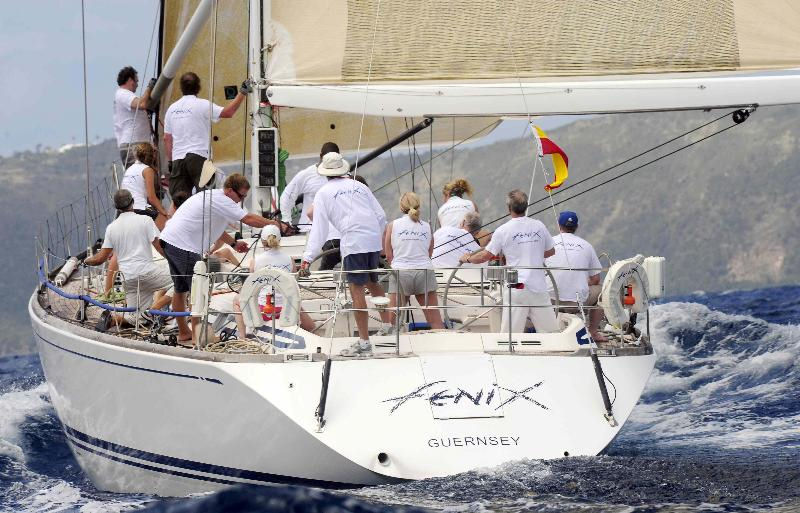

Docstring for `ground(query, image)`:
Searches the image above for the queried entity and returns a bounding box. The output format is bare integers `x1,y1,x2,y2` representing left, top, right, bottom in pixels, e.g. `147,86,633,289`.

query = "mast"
248,0,275,216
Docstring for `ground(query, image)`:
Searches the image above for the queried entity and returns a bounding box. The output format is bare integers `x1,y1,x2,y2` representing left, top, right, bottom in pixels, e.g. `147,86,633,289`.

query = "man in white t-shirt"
432,211,483,268
164,72,250,199
299,153,392,356
84,189,172,329
545,211,606,341
279,142,338,232
114,66,154,167
460,190,558,333
159,173,278,344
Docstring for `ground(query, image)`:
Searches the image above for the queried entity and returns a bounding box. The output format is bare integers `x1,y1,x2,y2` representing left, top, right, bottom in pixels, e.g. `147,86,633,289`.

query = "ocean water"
1,286,798,512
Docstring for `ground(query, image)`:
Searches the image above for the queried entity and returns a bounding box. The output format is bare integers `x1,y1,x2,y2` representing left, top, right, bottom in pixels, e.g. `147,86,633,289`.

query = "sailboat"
28,0,800,497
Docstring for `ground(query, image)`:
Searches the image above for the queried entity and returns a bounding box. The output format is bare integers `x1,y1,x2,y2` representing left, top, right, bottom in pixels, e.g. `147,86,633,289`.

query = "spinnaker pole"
149,0,214,107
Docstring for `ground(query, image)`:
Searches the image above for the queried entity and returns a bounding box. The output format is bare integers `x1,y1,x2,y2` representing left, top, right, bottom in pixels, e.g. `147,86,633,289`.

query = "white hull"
30,294,655,496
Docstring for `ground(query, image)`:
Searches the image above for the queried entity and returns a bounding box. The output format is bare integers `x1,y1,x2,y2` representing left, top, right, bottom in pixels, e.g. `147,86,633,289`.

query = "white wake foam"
0,382,50,461
625,301,800,449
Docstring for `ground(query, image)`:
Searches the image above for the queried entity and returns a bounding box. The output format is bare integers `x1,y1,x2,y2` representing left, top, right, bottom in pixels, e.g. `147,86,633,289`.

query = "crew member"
306,174,369,271
300,153,392,356
460,190,558,333
159,173,278,345
84,189,172,329
114,66,154,167
120,143,170,229
164,72,250,199
384,192,444,330
432,211,482,268
233,225,315,337
437,178,478,228
279,142,339,231
546,211,606,341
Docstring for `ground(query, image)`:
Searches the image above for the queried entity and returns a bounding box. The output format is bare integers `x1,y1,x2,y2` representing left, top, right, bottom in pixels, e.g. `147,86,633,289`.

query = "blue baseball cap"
558,211,579,228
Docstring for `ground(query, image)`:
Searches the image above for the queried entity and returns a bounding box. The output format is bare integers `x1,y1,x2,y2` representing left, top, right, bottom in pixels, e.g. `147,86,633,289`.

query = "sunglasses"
233,189,248,201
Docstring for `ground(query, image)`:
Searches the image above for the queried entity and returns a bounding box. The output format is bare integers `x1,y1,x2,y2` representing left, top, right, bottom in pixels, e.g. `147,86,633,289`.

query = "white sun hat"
317,152,350,177
261,224,282,243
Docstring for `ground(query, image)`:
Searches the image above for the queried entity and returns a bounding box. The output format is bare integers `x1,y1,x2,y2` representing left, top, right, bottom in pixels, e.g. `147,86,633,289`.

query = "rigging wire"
122,1,161,169
382,117,403,196
373,119,498,194
351,0,383,178
430,111,745,261
429,108,741,254
79,0,92,252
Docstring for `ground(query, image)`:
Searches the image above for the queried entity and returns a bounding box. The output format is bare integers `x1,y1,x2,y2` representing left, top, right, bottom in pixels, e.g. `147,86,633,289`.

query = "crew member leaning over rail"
159,173,278,346
459,189,558,334
84,189,172,330
385,192,444,331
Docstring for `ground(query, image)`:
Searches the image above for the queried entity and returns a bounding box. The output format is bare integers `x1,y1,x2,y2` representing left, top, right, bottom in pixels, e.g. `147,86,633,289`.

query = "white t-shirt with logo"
437,196,475,228
164,95,223,160
485,216,554,292
279,164,327,232
102,212,159,279
432,226,481,268
545,232,602,303
390,215,432,269
160,189,246,255
113,88,151,147
303,177,386,262
120,161,150,210
252,248,293,307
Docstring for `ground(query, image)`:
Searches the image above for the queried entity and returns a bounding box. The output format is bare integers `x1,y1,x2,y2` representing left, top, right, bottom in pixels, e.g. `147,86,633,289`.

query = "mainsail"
159,0,499,164
266,0,800,116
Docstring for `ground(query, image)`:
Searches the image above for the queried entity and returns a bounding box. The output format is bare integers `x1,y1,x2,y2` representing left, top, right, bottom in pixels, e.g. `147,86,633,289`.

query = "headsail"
266,0,800,116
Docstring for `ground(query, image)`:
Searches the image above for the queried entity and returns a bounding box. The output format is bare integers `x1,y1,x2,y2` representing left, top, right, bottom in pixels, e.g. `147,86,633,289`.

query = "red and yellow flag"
531,125,569,191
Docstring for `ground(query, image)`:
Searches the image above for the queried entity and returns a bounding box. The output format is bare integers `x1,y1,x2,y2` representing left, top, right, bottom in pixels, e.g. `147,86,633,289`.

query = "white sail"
265,0,800,115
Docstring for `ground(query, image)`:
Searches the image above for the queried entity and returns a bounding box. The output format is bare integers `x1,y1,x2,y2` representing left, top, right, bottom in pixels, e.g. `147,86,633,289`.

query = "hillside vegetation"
1,106,797,355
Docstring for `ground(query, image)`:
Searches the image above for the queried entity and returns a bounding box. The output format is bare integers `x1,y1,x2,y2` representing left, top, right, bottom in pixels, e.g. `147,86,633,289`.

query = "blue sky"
0,1,577,156
0,1,157,155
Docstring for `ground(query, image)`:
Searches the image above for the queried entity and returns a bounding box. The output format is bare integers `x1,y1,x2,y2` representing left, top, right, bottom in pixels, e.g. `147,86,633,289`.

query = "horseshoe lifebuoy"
600,255,649,329
239,268,301,329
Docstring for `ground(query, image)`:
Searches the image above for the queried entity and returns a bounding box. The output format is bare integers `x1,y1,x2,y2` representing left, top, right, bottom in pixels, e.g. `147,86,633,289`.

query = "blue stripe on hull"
63,424,382,489
34,330,223,384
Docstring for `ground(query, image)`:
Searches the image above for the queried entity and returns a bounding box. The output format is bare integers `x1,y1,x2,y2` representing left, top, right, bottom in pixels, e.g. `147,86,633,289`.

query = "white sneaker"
374,323,395,336
340,340,373,357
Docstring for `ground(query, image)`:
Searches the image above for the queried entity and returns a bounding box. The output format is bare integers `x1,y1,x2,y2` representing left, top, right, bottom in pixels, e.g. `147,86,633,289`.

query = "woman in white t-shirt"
234,226,315,338
384,192,444,330
101,143,171,302
120,143,170,230
437,178,478,228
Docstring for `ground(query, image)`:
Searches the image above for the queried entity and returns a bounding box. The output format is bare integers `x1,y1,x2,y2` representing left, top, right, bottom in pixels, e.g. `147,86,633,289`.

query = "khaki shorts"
388,269,437,296
557,284,601,313
122,268,174,323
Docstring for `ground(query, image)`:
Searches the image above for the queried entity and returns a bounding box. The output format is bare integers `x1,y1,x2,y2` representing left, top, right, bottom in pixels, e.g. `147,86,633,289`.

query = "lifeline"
427,435,520,448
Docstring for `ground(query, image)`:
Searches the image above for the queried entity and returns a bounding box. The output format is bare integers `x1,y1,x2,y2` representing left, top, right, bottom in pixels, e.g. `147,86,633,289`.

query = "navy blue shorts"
162,241,201,293
342,251,380,285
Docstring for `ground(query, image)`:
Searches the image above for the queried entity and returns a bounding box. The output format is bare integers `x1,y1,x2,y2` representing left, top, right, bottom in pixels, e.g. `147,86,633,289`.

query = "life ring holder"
239,268,301,330
599,255,649,329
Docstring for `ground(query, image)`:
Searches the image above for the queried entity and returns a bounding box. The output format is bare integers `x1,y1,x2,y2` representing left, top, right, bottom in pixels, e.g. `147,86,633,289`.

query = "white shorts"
499,288,558,334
